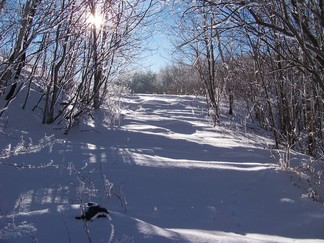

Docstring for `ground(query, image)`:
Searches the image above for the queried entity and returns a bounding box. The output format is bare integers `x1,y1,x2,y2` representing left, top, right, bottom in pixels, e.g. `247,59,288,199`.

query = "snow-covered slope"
0,93,323,242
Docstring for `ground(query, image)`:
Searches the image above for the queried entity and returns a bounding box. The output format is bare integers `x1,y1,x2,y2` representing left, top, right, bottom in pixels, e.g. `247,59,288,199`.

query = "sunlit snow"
0,94,323,242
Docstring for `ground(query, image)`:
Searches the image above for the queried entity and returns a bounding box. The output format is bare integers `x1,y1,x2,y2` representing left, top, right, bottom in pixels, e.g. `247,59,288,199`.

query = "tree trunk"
305,83,316,155
1,0,41,100
228,91,233,115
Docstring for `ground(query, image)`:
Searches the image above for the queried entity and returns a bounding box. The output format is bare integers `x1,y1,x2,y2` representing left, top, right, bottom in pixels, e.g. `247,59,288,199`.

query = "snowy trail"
1,94,324,242
106,94,324,240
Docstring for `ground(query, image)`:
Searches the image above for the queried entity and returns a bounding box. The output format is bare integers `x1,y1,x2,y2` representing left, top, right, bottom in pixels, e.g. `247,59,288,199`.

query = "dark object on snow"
75,202,110,221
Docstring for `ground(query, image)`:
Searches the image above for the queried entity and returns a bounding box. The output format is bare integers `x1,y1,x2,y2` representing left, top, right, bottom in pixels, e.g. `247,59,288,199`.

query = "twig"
61,212,72,243
83,221,92,243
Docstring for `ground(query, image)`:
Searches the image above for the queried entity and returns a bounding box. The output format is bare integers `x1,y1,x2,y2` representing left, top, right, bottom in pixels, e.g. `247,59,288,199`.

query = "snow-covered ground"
0,93,323,242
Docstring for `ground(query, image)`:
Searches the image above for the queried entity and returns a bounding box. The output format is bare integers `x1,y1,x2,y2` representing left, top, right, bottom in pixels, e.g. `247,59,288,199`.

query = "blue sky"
136,3,176,72
139,31,173,72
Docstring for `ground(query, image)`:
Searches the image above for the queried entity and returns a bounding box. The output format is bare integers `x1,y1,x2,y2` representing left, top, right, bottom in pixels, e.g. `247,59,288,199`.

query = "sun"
87,13,103,29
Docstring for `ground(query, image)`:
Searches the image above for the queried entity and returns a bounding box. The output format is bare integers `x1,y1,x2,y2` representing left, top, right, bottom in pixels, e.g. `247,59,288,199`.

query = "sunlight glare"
87,13,103,29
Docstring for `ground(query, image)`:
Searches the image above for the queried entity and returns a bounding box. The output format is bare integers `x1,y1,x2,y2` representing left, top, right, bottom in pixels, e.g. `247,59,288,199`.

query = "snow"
0,93,323,242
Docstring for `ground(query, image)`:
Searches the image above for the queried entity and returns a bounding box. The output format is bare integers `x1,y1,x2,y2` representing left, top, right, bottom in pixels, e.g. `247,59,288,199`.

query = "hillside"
0,93,323,242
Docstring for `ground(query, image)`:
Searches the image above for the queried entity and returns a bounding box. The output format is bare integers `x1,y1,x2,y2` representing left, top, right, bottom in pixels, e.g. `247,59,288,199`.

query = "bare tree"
235,0,323,155
0,0,160,127
0,0,42,117
172,2,228,125
170,0,323,156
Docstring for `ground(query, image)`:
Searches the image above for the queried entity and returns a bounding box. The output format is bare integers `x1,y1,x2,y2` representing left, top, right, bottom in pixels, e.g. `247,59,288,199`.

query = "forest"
0,1,323,241
0,0,323,159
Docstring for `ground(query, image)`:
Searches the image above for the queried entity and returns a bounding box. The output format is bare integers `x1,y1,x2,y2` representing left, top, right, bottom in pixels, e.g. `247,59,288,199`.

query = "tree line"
0,0,158,132
0,0,323,157
125,1,323,158
171,0,323,157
